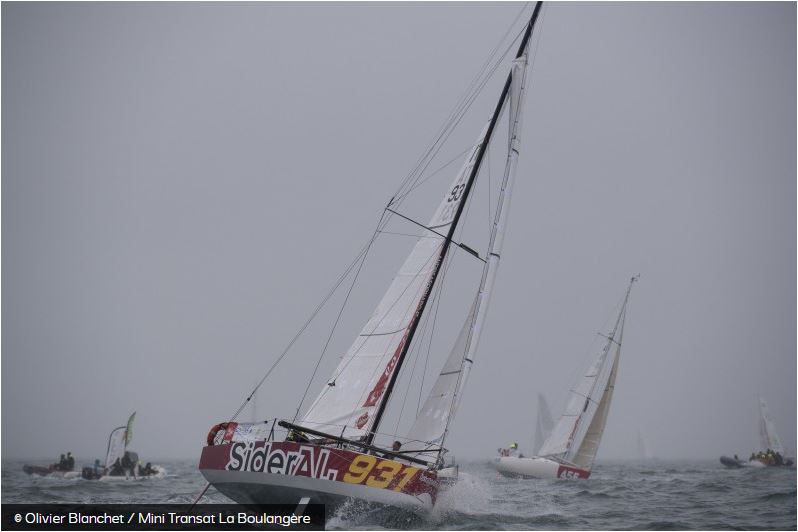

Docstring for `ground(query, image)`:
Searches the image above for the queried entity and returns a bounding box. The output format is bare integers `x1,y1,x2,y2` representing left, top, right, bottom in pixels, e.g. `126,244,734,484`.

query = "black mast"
366,2,544,446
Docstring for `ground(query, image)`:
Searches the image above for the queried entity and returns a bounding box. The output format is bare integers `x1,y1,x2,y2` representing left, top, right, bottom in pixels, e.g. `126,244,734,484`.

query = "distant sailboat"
496,276,638,479
757,396,785,456
199,3,545,513
533,394,554,455
81,412,163,480
720,396,793,468
636,430,654,462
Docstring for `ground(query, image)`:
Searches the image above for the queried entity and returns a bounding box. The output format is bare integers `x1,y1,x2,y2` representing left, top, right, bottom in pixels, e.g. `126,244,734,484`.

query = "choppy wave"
3,459,796,529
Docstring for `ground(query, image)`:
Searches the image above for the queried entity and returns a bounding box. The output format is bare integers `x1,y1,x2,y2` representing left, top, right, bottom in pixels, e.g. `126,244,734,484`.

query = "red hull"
199,441,438,511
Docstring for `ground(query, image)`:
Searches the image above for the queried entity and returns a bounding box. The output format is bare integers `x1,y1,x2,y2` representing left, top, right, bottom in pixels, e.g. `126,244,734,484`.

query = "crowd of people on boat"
80,451,158,480
498,442,524,458
53,452,75,471
750,449,789,466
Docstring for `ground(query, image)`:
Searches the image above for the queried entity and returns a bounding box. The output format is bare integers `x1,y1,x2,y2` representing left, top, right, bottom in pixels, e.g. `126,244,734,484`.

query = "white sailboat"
720,396,793,468
199,3,544,513
497,276,638,479
757,396,785,457
636,430,654,462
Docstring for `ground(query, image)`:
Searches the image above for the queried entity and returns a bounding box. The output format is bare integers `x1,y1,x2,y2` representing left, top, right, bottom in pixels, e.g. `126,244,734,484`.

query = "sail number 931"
342,455,419,491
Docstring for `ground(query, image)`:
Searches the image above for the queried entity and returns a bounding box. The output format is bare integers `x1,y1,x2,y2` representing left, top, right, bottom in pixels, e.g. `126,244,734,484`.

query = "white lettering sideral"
225,442,339,480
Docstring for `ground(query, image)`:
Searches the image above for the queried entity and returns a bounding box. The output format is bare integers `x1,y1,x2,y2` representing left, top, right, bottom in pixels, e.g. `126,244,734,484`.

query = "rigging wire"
227,232,378,422
392,21,529,207
291,213,386,422
416,267,444,418
409,163,480,428
377,230,433,239
303,233,443,420
390,266,442,438
227,3,537,431
334,13,529,439
487,147,493,246
393,144,475,202
391,3,532,205
436,10,548,452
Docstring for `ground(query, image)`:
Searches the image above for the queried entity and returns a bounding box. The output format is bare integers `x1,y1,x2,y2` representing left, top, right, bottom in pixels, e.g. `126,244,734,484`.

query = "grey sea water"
3,459,795,530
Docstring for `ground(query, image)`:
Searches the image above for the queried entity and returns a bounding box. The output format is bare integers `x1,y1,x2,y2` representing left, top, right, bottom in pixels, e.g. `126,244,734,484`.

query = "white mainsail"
571,316,624,468
405,56,529,460
537,278,636,469
298,124,491,440
758,396,784,454
105,412,135,469
533,394,555,455
105,428,127,469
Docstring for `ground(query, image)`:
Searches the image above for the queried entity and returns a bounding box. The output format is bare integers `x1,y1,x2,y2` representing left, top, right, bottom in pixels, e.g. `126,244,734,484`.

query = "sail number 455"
342,455,419,491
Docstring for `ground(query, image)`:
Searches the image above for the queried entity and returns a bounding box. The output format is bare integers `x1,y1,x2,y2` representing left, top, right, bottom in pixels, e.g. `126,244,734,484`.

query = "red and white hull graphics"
199,441,438,510
495,456,590,479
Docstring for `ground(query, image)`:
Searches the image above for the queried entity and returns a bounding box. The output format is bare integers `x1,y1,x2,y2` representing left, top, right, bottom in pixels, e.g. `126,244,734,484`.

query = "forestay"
405,55,529,461
405,298,478,459
533,394,555,455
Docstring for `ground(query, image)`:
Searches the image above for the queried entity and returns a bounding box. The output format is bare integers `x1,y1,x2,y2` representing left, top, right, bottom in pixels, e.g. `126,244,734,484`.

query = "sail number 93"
342,455,419,491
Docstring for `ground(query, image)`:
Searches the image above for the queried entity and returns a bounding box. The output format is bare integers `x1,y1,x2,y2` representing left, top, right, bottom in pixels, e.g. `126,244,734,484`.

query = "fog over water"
3,2,795,464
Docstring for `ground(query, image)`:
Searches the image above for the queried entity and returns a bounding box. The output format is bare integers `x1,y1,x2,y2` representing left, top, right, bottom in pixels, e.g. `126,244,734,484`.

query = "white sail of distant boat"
758,396,784,455
533,394,554,455
636,430,653,461
497,276,638,479
105,412,135,469
719,396,792,468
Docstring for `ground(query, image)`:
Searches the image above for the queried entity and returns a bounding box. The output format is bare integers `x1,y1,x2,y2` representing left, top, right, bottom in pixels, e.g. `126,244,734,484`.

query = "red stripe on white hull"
495,456,590,479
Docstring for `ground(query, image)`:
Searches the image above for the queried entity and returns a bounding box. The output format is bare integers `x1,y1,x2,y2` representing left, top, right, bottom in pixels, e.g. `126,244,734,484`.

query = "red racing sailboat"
200,2,544,513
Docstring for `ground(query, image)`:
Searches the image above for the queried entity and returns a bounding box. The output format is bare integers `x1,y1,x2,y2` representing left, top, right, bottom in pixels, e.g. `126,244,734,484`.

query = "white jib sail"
538,335,617,461
534,394,555,455
298,123,492,440
105,412,135,469
405,55,528,459
571,313,625,469
538,279,635,466
105,427,127,469
405,298,478,460
758,396,784,454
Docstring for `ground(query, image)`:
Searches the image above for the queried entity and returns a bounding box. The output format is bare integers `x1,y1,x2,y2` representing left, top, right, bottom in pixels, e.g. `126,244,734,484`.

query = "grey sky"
3,2,795,463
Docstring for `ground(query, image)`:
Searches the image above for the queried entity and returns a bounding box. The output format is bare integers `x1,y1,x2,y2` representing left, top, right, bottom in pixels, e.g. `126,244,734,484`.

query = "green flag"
125,412,136,446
